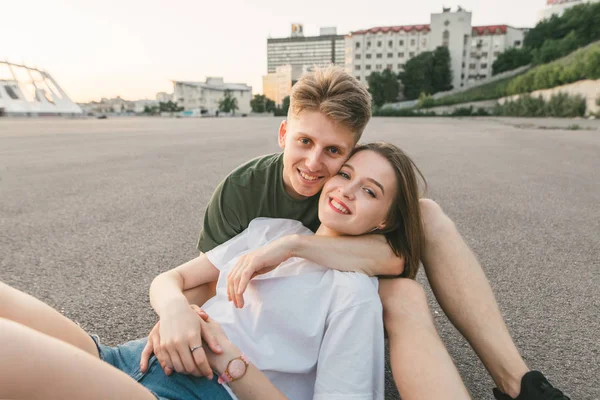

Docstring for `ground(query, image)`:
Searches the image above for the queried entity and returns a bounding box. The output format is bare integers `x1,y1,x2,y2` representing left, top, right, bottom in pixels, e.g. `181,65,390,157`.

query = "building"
267,25,345,81
156,92,173,103
347,24,431,84
173,77,252,115
538,0,599,20
346,7,526,89
0,61,82,116
262,65,293,106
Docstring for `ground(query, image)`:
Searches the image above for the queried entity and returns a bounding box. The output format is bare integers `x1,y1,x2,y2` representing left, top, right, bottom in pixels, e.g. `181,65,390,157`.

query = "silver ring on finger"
190,344,203,353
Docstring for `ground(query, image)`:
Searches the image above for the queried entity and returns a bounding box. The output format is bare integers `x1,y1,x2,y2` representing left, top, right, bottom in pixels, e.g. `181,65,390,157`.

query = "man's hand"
227,235,297,308
140,304,223,377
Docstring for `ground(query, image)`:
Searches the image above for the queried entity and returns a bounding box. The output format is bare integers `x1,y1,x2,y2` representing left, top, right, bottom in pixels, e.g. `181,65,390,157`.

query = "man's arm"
290,233,405,276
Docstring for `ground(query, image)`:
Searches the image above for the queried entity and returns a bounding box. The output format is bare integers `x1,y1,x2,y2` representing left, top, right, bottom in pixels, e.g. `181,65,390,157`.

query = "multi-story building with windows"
538,0,599,21
346,8,526,90
267,25,345,82
262,65,293,106
173,77,252,115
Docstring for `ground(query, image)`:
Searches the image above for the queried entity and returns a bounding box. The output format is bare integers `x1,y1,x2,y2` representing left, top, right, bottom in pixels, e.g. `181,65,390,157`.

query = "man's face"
279,110,357,199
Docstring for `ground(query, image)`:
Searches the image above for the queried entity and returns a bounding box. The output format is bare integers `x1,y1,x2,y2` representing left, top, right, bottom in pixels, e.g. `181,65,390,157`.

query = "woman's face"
318,150,397,236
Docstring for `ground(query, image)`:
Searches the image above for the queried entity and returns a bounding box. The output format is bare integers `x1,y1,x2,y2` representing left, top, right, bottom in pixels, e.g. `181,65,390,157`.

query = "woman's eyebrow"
343,163,385,195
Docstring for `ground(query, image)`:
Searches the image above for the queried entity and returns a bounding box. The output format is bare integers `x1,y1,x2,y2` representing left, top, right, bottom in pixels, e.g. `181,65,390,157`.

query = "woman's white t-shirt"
204,218,385,400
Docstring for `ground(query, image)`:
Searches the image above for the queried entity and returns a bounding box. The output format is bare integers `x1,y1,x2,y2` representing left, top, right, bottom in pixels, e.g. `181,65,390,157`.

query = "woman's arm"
197,308,288,400
144,255,222,378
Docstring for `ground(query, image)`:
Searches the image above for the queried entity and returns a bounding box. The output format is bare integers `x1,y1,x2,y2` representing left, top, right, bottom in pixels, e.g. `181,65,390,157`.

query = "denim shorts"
90,335,232,400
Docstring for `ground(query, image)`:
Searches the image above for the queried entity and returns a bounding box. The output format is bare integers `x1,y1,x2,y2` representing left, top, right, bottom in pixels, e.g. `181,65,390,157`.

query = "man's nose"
305,151,322,171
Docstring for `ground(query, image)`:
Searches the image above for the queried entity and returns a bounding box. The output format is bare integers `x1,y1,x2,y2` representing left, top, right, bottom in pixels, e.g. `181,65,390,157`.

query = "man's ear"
278,120,287,149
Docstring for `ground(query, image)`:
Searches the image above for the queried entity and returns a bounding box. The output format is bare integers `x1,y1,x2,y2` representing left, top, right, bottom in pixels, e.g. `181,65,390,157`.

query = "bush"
374,107,437,117
417,93,435,108
495,93,586,117
450,106,491,116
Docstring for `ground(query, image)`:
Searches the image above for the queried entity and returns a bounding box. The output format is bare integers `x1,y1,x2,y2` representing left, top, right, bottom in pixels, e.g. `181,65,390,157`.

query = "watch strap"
217,353,249,384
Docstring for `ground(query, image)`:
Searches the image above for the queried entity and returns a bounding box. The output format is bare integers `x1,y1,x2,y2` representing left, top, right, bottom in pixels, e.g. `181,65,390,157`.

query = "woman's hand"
140,304,223,377
194,308,242,375
227,235,297,308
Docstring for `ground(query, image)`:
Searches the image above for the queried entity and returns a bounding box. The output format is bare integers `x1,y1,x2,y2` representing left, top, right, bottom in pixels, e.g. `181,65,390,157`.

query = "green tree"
367,69,400,107
159,101,183,112
431,46,453,93
492,48,533,75
265,98,276,113
250,94,266,113
273,96,290,116
399,46,451,100
250,94,276,113
218,90,239,115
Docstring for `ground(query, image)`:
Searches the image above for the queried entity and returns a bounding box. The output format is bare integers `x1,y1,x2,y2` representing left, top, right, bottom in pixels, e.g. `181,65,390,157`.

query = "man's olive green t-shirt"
197,153,321,253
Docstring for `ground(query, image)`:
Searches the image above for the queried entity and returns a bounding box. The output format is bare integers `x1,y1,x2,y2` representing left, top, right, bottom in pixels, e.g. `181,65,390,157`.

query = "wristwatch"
217,353,250,384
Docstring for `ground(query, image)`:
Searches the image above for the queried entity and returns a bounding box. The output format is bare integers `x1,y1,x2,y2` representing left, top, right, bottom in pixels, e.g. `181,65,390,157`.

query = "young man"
142,66,568,400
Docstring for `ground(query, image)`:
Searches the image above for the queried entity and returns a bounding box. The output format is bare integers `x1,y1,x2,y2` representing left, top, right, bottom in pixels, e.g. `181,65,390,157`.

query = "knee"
419,198,456,242
380,279,430,320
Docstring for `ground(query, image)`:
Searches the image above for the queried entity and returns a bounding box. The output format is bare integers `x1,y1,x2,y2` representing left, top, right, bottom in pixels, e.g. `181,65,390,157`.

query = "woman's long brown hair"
351,142,427,279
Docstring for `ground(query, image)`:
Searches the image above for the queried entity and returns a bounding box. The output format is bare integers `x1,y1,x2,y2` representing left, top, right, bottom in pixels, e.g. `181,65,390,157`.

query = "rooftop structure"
0,61,82,116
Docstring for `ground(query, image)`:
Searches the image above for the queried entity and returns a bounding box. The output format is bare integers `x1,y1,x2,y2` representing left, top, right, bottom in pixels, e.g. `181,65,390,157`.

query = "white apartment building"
347,8,526,89
347,24,430,84
262,65,293,106
173,77,252,115
267,25,345,82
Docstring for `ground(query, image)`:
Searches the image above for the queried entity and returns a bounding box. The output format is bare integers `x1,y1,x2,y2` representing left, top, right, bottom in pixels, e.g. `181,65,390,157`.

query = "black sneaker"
493,371,570,400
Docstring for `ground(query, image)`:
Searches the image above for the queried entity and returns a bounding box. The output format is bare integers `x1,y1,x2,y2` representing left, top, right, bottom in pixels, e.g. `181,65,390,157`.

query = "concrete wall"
498,79,600,115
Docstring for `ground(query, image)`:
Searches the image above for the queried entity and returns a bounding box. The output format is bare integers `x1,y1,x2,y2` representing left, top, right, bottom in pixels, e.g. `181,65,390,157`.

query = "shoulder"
227,153,282,186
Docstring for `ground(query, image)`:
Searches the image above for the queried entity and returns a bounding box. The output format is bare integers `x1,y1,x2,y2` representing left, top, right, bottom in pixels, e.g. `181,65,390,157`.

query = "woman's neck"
315,224,343,237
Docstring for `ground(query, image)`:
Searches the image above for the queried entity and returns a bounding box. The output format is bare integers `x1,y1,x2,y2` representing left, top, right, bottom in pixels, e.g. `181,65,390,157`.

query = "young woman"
0,142,468,399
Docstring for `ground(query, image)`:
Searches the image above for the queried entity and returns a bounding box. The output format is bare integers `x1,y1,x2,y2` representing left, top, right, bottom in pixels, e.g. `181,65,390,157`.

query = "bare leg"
380,278,470,399
0,281,98,356
0,318,157,400
419,199,529,397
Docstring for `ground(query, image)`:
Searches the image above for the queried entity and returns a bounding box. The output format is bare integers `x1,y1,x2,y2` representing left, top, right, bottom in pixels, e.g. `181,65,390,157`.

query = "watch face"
229,358,247,379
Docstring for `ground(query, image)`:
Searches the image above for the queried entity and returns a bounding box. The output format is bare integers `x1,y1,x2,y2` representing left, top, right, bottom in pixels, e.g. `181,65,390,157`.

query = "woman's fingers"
177,338,203,376
191,345,214,379
140,336,153,373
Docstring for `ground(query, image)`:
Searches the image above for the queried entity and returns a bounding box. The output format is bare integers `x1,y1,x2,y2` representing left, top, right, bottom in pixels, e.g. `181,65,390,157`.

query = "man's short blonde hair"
289,65,372,141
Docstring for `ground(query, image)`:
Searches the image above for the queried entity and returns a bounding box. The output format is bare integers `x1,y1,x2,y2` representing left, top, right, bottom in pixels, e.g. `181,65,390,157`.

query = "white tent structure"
0,61,82,116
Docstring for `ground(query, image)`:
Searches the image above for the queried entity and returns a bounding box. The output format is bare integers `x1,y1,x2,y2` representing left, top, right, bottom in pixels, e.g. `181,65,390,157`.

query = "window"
409,52,415,57
376,64,382,70
367,41,372,48
494,51,500,56
470,52,477,58
398,52,404,57
481,74,487,78
366,54,372,59
481,63,488,68
376,53,382,59
398,63,404,69
355,54,361,60
387,53,393,58
366,64,372,70
355,42,360,49
410,39,416,46
399,40,404,46
469,63,476,69
482,52,488,57
377,40,382,47
4,85,19,100
514,40,521,46
443,30,450,47
388,40,393,47
355,65,361,70
356,76,361,81
462,62,465,68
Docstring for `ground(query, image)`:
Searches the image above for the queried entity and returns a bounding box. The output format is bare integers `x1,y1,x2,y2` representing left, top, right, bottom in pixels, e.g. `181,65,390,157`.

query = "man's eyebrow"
342,163,385,195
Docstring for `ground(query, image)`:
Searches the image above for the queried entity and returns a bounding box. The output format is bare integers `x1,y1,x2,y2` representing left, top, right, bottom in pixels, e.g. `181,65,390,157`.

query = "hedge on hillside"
495,93,586,117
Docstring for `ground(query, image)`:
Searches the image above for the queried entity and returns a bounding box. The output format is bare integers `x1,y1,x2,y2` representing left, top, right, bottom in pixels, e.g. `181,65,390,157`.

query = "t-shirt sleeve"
313,299,385,400
197,176,246,253
204,227,250,271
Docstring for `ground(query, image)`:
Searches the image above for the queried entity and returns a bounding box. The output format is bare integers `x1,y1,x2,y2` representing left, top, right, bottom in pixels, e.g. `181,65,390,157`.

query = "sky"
2,0,546,103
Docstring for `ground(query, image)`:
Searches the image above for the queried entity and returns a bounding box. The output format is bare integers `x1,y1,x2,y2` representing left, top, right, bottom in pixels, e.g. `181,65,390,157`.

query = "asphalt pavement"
1,116,598,399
